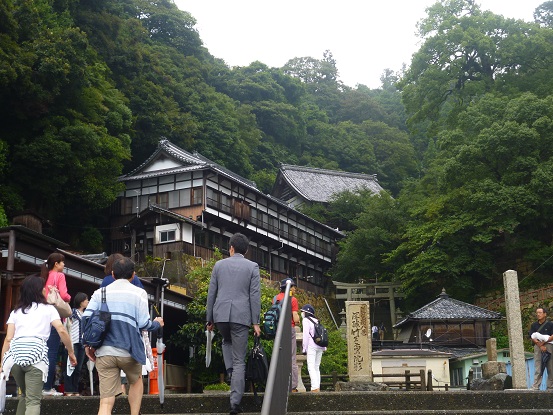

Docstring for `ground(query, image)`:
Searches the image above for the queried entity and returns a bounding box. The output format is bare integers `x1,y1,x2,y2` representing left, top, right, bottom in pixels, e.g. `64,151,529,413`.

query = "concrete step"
143,412,553,415
6,391,553,414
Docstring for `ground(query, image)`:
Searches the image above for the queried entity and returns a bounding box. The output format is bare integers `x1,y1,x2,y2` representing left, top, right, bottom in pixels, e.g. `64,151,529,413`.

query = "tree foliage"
399,0,553,132
328,0,553,310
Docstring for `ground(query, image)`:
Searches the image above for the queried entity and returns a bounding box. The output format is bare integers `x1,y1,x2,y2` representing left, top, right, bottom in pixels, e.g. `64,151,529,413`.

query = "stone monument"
346,301,372,382
503,269,527,389
336,301,388,391
472,338,511,390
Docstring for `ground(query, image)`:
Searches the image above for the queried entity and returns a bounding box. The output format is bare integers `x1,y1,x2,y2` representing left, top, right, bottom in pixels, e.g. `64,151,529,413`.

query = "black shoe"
229,404,243,414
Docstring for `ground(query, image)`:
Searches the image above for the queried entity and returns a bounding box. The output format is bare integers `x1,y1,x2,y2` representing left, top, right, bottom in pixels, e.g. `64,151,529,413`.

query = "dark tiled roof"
125,204,204,228
124,165,205,181
432,346,486,360
277,164,384,203
394,289,503,328
372,349,453,357
121,139,257,189
77,252,108,264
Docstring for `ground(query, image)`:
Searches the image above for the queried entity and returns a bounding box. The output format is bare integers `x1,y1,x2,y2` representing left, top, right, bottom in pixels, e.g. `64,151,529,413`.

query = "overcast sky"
174,0,545,89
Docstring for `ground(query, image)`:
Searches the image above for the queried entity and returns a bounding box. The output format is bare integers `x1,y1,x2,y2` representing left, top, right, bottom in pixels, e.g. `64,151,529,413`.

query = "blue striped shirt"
83,279,160,364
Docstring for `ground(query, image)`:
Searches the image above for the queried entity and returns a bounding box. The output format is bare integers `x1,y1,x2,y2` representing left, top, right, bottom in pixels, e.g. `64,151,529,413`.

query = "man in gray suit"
206,233,261,415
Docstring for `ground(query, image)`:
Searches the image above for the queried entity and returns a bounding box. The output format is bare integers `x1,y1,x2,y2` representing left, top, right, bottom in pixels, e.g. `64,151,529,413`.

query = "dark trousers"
44,326,60,390
217,322,249,407
63,343,85,392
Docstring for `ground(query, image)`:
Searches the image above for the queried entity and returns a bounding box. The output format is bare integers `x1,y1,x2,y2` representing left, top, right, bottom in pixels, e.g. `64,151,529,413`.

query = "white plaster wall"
155,223,181,244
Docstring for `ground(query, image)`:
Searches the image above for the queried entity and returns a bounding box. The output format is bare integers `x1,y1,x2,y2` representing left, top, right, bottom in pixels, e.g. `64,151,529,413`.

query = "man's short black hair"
112,256,135,280
539,306,549,315
230,233,249,255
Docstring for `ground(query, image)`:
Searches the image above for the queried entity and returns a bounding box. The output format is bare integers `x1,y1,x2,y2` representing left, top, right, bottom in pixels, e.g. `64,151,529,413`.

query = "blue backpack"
82,287,111,348
262,295,281,339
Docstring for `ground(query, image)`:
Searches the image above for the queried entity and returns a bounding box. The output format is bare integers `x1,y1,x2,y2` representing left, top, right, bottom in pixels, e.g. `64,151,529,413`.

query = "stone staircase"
6,390,553,414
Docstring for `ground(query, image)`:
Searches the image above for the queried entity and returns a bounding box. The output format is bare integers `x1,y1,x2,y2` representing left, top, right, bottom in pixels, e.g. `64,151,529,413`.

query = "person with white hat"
301,304,326,393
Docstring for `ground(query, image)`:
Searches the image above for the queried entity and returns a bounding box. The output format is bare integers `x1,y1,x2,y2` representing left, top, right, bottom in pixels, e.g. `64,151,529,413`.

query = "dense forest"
2,0,553,307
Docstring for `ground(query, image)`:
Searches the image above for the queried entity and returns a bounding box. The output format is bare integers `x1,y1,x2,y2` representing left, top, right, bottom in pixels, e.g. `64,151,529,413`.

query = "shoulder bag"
47,284,72,318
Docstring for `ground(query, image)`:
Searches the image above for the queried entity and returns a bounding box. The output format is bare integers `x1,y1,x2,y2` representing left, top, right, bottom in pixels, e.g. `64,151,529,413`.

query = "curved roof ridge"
394,291,503,327
280,164,378,181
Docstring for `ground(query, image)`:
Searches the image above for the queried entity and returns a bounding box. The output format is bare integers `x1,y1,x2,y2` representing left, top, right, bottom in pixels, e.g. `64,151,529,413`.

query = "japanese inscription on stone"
346,301,372,381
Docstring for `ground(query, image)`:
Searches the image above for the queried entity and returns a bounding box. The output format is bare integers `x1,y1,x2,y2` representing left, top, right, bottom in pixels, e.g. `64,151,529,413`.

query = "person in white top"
301,304,326,393
0,275,76,415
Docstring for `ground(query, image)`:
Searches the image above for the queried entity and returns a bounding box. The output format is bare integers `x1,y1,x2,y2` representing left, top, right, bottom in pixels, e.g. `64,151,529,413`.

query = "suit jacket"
206,254,261,327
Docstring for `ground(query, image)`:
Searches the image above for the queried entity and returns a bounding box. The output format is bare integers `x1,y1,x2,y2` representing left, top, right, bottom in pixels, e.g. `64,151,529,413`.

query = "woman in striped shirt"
0,275,76,415
63,292,89,396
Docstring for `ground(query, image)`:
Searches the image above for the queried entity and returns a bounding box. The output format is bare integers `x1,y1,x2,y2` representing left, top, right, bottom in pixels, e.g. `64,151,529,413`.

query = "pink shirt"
45,271,71,302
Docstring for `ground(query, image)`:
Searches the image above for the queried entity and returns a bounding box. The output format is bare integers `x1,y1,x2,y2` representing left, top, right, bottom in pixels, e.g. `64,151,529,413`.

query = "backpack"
262,295,281,339
307,316,329,347
245,336,269,404
82,287,111,348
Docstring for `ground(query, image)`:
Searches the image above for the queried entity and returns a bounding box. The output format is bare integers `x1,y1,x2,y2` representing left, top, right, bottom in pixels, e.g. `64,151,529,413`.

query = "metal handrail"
261,282,292,415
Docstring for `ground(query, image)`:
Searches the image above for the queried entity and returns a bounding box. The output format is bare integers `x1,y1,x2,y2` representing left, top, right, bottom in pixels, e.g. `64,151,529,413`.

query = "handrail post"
467,368,474,390
332,371,338,389
420,369,426,391
405,370,411,391
427,369,433,391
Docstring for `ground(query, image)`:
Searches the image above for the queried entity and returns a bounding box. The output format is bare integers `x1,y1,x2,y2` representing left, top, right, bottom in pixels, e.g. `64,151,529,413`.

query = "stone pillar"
389,291,397,327
486,338,498,362
482,338,507,379
503,270,526,389
295,326,307,392
346,301,372,382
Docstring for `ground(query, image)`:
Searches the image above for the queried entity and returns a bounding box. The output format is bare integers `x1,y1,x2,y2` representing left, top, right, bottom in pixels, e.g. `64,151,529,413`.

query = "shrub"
204,382,230,391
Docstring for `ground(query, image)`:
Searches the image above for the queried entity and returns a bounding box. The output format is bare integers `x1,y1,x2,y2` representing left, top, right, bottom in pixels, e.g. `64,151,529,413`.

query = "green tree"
534,1,553,27
399,0,548,131
332,192,406,283
1,0,132,232
390,93,553,306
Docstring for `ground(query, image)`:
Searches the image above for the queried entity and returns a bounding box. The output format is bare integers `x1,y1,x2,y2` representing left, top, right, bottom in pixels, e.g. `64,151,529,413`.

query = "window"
272,255,287,273
280,222,289,239
192,187,203,205
160,230,176,243
180,189,192,206
123,198,134,215
195,231,207,247
206,188,216,208
451,368,464,386
157,192,169,209
220,193,231,214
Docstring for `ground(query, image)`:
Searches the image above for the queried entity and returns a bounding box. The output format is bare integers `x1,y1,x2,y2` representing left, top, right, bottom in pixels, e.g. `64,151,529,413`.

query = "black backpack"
82,287,111,348
262,295,281,339
307,316,329,347
245,336,269,404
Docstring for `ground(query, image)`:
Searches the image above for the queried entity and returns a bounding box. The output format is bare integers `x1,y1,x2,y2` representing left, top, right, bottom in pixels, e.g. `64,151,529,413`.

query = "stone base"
482,361,507,379
470,373,512,390
335,381,389,391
